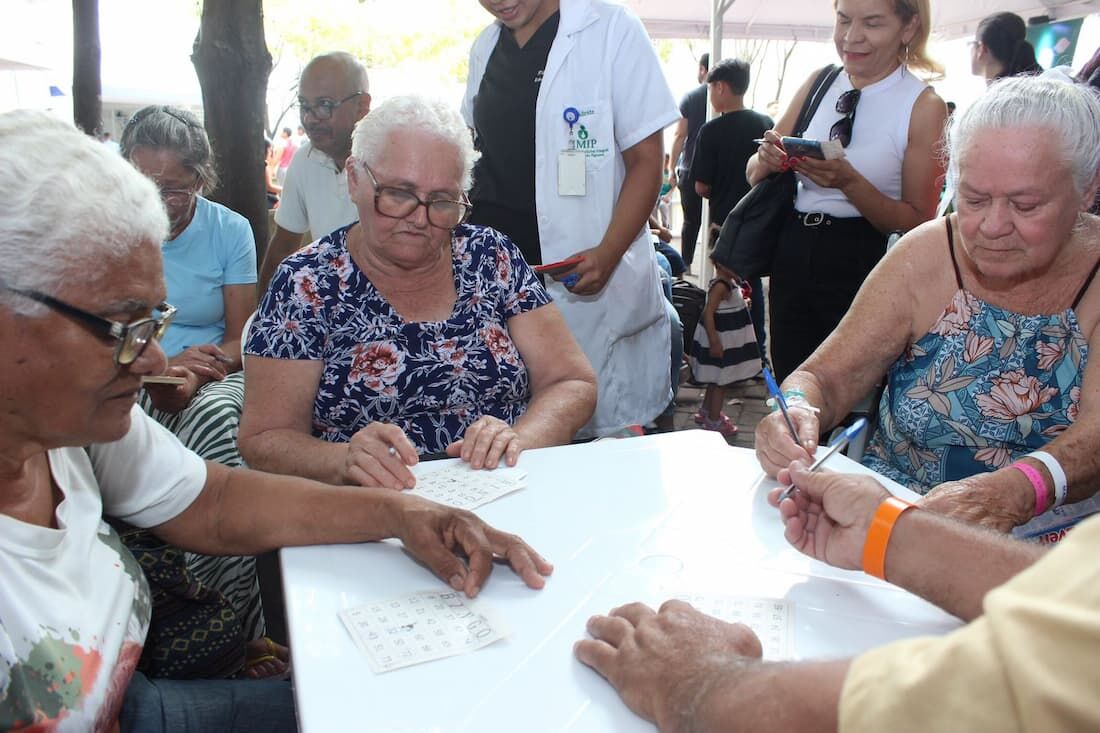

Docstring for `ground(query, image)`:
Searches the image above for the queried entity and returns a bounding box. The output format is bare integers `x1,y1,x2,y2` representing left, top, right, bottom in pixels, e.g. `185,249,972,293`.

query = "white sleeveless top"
795,65,927,219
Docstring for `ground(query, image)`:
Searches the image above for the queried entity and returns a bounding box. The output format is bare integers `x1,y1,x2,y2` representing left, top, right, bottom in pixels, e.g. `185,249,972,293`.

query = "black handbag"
711,65,843,278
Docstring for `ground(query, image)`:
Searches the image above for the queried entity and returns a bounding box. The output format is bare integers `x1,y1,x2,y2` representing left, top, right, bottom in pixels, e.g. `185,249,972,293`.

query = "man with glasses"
259,51,372,292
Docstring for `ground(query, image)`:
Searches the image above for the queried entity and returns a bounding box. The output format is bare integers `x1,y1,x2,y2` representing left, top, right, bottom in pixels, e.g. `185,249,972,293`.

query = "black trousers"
769,211,885,381
677,175,703,267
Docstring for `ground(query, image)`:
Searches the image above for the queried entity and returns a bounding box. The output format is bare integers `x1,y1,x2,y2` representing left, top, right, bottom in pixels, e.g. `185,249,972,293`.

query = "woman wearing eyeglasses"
747,0,947,381
121,106,258,409
240,96,596,491
121,106,278,676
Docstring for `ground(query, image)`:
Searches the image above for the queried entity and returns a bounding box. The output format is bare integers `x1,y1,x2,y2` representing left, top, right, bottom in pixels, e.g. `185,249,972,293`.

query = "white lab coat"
463,0,680,435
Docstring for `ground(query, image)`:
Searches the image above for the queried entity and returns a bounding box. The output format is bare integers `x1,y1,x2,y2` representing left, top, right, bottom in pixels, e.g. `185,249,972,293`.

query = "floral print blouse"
246,223,552,454
862,219,1095,492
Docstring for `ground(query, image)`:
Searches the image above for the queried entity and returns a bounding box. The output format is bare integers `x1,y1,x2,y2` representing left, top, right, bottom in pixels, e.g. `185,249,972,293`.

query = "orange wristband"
861,497,915,581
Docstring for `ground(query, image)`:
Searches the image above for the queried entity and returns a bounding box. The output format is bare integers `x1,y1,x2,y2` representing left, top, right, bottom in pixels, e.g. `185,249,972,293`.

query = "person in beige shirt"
575,460,1100,731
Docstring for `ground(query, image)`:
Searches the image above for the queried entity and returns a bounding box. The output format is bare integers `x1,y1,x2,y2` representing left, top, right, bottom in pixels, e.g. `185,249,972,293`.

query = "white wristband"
1027,450,1067,508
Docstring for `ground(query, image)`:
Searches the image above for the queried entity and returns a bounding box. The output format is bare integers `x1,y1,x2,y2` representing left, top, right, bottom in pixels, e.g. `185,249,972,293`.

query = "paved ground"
662,375,769,449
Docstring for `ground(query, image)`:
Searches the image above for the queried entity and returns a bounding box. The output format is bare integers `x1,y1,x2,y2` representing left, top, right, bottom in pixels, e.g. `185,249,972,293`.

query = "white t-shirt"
273,141,359,240
0,407,206,731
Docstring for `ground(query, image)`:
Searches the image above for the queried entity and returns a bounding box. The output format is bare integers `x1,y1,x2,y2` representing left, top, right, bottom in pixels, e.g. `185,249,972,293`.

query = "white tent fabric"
627,0,1100,41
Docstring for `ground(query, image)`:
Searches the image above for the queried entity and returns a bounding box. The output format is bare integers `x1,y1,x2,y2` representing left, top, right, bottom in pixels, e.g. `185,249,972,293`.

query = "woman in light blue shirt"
122,105,258,411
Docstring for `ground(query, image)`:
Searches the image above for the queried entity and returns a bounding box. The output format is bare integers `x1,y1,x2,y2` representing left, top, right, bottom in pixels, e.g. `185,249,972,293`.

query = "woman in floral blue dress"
240,97,596,490
755,76,1100,533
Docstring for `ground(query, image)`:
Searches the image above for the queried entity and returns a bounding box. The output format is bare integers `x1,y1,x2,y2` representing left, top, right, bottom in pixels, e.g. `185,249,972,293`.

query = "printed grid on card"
673,593,793,660
408,464,526,510
340,590,509,673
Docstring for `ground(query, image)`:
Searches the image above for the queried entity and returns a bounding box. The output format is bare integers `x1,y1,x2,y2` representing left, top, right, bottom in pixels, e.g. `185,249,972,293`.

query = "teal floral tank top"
862,218,1096,492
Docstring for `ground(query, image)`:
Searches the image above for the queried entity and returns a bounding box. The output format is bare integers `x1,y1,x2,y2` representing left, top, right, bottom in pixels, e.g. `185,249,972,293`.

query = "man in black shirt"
690,58,772,357
668,54,708,271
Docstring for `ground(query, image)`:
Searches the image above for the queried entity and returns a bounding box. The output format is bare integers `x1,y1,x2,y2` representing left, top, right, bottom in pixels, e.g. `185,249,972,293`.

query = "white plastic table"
281,430,960,732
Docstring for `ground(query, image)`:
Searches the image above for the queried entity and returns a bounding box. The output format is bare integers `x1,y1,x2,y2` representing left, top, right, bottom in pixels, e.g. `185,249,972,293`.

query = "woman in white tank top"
746,0,947,380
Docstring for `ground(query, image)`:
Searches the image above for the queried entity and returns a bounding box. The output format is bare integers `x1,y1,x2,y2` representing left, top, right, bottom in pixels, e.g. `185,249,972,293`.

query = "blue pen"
762,367,802,449
778,417,868,503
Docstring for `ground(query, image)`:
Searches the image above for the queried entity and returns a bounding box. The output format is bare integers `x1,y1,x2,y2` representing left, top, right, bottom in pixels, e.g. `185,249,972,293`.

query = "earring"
904,44,911,65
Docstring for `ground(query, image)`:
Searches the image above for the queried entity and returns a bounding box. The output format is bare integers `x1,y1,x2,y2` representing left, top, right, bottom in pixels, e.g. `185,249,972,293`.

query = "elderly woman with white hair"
240,96,596,490
0,109,553,732
755,76,1100,534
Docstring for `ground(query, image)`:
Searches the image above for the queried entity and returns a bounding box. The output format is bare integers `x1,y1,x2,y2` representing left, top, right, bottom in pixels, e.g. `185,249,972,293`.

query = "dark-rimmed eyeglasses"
361,165,471,230
3,286,176,366
829,89,861,148
297,92,364,121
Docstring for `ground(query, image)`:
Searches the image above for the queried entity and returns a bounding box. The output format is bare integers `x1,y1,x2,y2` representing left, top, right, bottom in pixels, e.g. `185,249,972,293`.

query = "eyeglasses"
297,92,364,121
158,183,199,206
361,165,471,229
829,89,861,148
3,286,176,366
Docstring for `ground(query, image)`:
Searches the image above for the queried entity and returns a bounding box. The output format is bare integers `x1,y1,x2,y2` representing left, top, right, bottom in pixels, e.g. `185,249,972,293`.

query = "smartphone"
533,255,585,275
780,136,827,160
781,136,845,161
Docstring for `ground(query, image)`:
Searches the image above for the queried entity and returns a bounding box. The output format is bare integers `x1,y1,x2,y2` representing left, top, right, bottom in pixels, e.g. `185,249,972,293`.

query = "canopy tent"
628,0,1100,41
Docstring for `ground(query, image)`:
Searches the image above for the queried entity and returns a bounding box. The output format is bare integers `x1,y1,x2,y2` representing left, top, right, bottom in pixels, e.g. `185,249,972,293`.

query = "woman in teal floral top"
755,76,1100,533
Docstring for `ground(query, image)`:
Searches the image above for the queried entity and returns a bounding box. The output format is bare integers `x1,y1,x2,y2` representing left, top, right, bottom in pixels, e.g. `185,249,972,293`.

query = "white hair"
350,96,479,191
946,76,1100,198
0,110,168,315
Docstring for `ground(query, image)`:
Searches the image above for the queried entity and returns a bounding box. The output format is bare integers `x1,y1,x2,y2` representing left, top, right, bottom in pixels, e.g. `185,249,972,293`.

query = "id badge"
558,149,586,196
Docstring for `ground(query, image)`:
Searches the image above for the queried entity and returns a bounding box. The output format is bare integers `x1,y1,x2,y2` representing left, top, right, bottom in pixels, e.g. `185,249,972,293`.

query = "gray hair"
303,51,370,95
120,105,219,190
350,96,479,191
947,76,1100,198
0,110,167,315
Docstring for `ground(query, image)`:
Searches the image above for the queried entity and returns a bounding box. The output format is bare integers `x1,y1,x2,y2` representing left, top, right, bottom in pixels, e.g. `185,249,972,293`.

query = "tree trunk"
72,0,102,135
192,0,273,266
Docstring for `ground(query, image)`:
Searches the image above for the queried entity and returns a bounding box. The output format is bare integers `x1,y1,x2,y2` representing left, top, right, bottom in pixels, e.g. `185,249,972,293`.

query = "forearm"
600,134,664,262
746,153,769,186
681,659,848,733
512,379,596,448
1026,423,1100,505
884,508,1046,621
157,463,405,555
841,174,931,235
238,427,350,486
219,337,243,371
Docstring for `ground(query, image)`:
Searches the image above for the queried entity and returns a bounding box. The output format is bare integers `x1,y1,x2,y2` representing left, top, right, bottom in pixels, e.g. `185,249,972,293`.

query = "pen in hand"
777,417,869,503
762,367,803,450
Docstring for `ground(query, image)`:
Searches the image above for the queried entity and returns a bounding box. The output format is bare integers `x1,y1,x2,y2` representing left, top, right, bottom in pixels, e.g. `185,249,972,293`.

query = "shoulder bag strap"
792,64,843,138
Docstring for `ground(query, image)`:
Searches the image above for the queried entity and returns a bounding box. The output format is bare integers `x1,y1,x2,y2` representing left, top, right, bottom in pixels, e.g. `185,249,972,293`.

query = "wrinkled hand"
919,476,1031,533
345,423,419,490
394,493,554,597
574,600,762,731
550,245,617,296
446,415,523,470
753,407,818,477
143,366,202,414
788,156,857,191
772,464,891,570
168,343,231,381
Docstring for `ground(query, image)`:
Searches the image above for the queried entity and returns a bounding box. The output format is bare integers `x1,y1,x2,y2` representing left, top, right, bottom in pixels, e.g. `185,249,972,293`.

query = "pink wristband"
1010,461,1050,517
